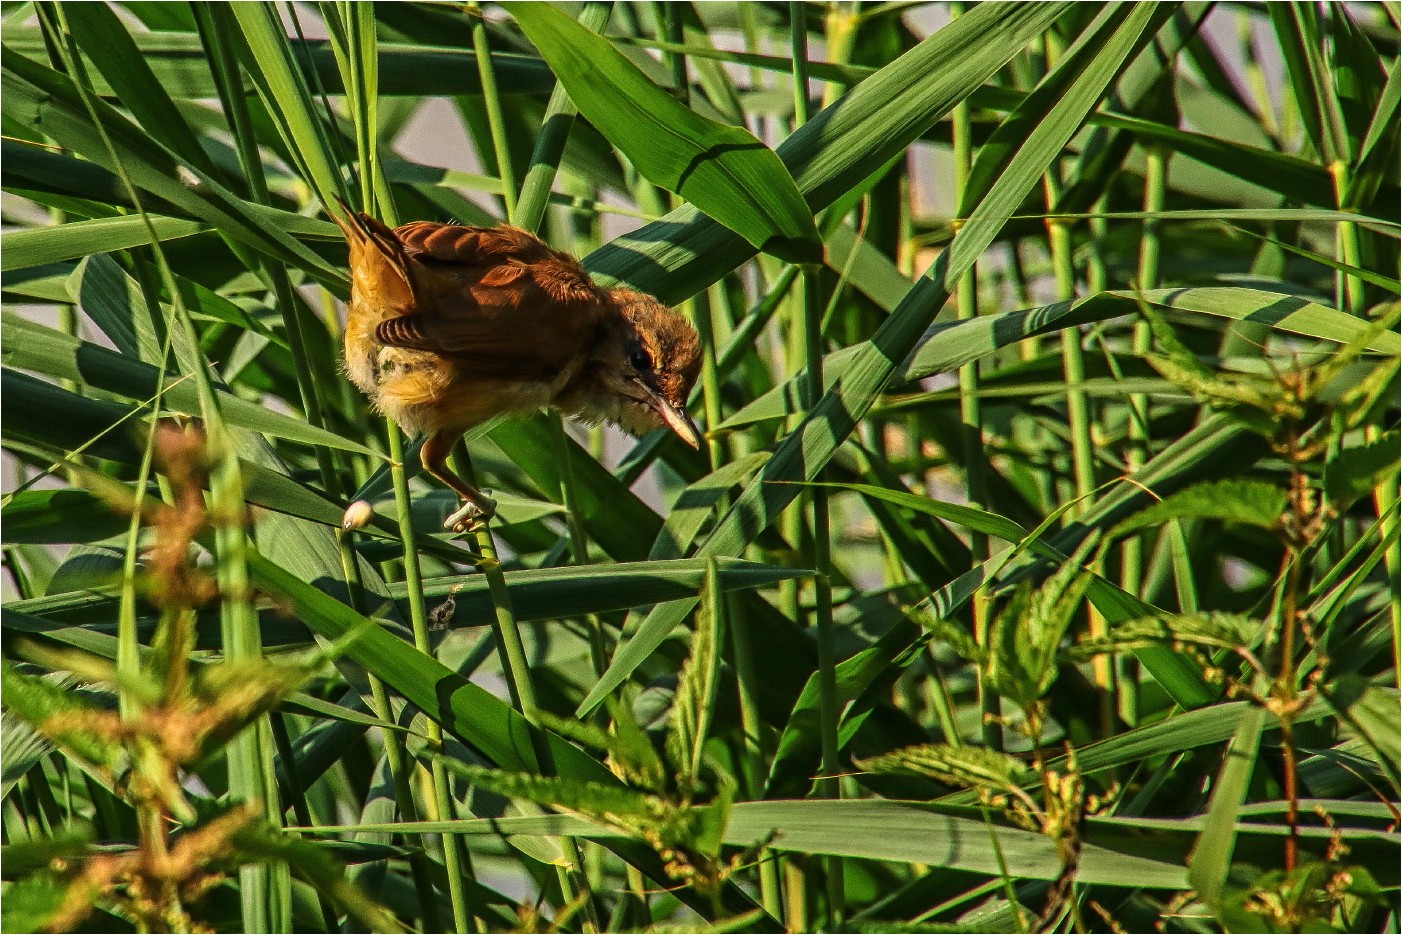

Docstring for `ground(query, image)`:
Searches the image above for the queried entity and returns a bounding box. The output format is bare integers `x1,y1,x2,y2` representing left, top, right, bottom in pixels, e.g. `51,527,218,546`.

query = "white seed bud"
342,500,374,531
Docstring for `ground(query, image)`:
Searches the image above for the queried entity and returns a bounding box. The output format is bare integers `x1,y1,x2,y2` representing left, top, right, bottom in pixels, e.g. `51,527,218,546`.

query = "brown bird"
332,207,703,533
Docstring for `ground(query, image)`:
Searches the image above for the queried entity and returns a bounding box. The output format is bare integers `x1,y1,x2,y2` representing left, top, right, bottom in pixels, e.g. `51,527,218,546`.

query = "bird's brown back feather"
339,220,610,380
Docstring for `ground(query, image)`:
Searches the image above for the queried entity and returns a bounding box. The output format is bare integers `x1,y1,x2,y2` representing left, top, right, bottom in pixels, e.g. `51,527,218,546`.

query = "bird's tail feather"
329,197,419,309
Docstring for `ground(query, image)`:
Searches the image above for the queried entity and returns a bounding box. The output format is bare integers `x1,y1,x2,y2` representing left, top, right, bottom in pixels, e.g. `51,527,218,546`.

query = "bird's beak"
635,379,702,448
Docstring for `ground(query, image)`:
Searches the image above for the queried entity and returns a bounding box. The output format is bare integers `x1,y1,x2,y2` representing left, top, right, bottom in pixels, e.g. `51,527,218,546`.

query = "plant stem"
950,0,996,751
1329,162,1366,317
515,2,612,233
386,425,476,934
458,12,600,920
791,4,843,928
1039,35,1095,520
468,3,516,222
552,417,609,676
42,6,285,925
1121,144,1169,726
1277,454,1309,873
467,510,597,930
728,587,782,918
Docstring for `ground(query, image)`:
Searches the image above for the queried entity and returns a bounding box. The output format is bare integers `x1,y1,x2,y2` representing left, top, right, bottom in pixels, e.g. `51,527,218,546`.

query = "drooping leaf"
505,2,822,264
1109,480,1290,539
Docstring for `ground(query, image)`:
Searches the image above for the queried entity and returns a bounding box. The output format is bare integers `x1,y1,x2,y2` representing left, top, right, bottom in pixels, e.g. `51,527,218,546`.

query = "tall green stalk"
791,3,843,928
1120,144,1169,727
469,3,516,221
386,421,477,935
515,2,612,233
40,6,287,927
329,9,478,926
463,15,597,924
949,0,996,751
512,0,618,685
1039,35,1096,520
1329,165,1366,317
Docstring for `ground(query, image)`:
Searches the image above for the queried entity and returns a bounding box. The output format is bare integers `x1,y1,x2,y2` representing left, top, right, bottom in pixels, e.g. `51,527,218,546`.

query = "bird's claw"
444,493,496,534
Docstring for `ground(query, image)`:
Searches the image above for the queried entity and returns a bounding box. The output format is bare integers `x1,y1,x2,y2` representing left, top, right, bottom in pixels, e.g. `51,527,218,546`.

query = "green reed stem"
1329,163,1366,317
320,13,479,925
271,714,336,931
1085,191,1117,739
516,2,612,233
1038,35,1095,520
468,3,516,221
450,30,596,910
713,275,788,919
469,513,598,930
790,1,812,124
43,6,285,926
365,673,444,932
1044,203,1095,514
727,586,782,919
1119,145,1169,724
195,2,356,502
552,417,609,676
642,32,777,920
1168,519,1201,613
791,4,842,927
783,858,808,933
93,261,183,727
509,25,615,679
691,288,727,469
653,3,725,476
950,1,996,751
385,425,476,934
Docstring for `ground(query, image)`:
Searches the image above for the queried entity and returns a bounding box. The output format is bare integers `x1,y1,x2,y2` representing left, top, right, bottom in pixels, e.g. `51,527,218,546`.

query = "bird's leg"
422,431,497,533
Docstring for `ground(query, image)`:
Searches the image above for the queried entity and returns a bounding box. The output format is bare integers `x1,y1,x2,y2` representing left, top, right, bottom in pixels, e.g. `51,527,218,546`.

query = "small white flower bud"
342,500,374,531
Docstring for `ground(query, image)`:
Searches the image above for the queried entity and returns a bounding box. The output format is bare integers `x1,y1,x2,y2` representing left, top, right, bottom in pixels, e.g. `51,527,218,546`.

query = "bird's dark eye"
629,347,652,372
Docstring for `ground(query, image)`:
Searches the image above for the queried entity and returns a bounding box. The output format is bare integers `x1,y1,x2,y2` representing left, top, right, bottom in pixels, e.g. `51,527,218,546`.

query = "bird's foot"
444,492,496,534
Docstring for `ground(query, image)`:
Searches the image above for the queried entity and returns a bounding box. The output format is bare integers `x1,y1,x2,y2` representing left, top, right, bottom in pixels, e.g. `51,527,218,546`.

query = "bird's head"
587,289,703,448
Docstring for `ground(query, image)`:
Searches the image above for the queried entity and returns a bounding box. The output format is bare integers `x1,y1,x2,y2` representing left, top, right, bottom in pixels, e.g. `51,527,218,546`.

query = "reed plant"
2,2,1398,932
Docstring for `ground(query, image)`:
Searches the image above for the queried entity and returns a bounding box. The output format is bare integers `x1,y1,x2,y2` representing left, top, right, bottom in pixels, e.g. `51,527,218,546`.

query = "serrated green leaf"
1325,432,1400,505
442,762,684,844
988,536,1096,705
668,558,722,793
0,663,123,775
1067,612,1258,661
1323,675,1401,790
856,744,1026,793
1110,479,1290,539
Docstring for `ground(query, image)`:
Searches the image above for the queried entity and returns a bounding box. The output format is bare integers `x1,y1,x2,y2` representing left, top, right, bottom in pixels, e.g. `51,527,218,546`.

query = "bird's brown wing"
374,222,609,378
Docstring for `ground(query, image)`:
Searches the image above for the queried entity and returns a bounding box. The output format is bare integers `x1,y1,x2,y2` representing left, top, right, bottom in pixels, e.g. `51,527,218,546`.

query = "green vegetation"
2,2,1397,932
